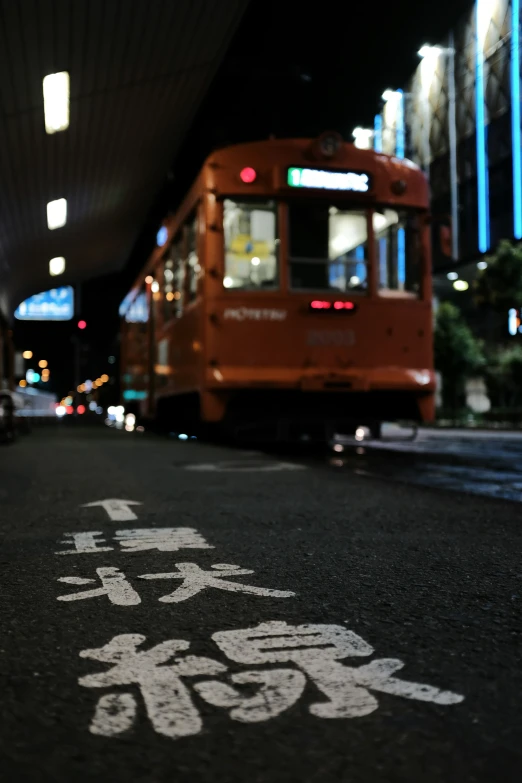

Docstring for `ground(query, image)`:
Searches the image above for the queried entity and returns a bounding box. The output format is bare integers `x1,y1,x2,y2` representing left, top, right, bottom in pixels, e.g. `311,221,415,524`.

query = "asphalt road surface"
1,425,521,783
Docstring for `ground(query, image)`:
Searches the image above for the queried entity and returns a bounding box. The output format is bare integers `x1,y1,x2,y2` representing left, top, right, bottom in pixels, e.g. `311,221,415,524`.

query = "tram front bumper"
206,366,436,393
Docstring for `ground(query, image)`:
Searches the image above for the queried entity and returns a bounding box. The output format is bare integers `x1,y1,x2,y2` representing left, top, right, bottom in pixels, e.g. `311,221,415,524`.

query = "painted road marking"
56,528,214,555
78,621,463,738
139,563,296,602
184,460,306,473
57,563,295,605
48,508,465,744
57,568,141,606
82,499,142,521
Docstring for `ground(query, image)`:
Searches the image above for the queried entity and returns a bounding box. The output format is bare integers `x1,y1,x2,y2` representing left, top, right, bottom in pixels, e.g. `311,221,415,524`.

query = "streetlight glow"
418,44,442,58
352,127,373,150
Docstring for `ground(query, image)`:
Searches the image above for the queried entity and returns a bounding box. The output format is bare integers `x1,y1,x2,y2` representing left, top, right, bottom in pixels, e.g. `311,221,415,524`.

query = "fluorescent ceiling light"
47,198,67,229
49,256,66,276
43,72,70,134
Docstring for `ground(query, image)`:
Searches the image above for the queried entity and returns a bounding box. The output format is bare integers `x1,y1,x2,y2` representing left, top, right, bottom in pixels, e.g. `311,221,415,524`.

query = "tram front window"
289,203,368,292
373,209,421,297
223,199,279,290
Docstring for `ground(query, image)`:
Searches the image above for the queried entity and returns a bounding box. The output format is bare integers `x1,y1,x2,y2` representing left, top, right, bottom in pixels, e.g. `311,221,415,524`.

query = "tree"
485,344,522,409
475,239,522,313
434,302,485,412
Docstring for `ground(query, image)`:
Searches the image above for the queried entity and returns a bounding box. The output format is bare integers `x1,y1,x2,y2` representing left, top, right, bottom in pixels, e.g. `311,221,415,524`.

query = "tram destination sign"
287,167,371,193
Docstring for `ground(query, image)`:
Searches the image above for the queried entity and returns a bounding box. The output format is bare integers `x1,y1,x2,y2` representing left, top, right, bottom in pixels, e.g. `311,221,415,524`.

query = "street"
1,426,521,782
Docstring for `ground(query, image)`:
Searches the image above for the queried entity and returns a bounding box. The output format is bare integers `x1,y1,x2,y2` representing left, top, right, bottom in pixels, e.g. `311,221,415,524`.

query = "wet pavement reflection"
329,427,522,503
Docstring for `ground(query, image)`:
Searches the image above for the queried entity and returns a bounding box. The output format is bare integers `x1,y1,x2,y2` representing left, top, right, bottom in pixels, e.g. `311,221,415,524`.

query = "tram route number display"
287,167,371,193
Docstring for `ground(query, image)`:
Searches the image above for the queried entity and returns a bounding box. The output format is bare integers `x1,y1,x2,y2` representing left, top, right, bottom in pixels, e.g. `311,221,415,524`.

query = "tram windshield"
288,201,421,296
223,199,279,290
288,203,369,293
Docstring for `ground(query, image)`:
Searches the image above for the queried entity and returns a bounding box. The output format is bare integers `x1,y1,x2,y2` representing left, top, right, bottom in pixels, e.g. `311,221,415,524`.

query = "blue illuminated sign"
373,114,383,153
157,226,168,246
511,0,522,239
475,0,490,252
397,227,406,285
119,290,148,322
395,90,405,159
14,286,74,321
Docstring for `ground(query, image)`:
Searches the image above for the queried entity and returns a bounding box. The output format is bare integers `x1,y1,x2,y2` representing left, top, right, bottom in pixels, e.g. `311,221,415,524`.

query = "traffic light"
78,320,87,330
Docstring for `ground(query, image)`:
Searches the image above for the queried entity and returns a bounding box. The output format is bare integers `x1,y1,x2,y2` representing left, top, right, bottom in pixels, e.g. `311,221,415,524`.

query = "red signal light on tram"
240,167,257,184
310,300,331,309
310,300,355,312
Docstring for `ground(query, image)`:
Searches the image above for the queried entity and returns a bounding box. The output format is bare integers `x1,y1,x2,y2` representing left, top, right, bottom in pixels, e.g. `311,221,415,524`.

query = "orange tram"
120,132,441,442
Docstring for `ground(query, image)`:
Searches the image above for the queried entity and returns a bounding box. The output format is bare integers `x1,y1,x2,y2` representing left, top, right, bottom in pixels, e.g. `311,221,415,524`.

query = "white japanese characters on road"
57,562,295,605
52,515,465,742
79,621,464,739
56,528,213,555
82,499,142,521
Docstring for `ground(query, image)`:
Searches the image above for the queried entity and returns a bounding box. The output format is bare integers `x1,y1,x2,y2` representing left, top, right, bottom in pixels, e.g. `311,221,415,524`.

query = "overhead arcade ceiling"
0,0,247,317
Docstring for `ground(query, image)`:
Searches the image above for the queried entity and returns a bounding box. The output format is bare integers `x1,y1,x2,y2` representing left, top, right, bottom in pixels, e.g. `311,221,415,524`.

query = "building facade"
372,0,519,272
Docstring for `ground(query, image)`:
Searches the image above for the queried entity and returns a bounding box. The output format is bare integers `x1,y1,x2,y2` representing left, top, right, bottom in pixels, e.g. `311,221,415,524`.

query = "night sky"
13,0,473,399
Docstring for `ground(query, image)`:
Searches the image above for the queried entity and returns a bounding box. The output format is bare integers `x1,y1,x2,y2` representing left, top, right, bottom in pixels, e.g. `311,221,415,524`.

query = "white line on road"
82,499,142,522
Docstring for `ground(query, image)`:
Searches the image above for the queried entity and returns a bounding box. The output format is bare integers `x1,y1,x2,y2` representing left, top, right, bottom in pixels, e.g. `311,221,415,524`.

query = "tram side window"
289,203,368,292
223,199,278,289
373,209,421,297
163,237,184,320
186,213,200,303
